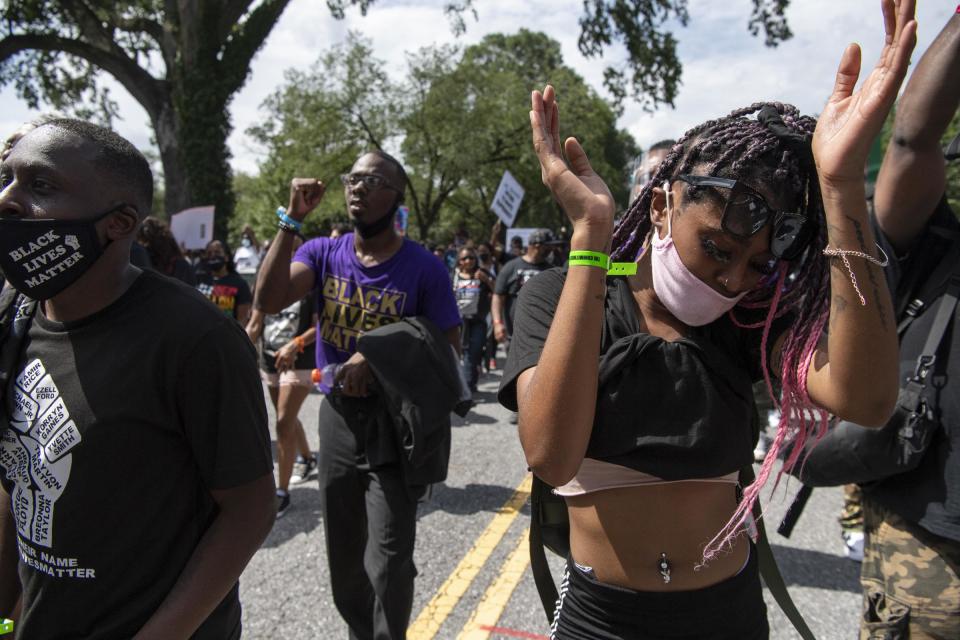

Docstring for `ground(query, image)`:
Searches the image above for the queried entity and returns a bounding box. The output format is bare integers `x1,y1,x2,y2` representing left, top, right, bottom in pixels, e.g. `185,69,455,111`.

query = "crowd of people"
0,1,956,639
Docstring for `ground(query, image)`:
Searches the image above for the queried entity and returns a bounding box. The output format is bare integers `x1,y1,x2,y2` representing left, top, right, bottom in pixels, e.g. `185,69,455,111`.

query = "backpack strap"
741,465,818,640
529,475,560,623
897,230,960,336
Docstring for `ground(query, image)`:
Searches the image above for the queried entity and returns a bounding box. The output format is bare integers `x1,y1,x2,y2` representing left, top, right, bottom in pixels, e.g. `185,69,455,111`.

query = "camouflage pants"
840,483,864,532
860,499,960,639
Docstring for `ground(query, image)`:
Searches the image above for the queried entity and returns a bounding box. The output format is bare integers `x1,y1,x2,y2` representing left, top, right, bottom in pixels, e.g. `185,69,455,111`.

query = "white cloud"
0,0,951,179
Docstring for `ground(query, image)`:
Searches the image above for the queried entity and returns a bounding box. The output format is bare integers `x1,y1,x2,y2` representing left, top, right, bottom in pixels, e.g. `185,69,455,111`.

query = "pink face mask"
650,181,747,326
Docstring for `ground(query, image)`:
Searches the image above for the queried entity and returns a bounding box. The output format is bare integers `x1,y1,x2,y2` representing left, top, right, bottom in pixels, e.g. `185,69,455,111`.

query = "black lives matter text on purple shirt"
318,274,407,353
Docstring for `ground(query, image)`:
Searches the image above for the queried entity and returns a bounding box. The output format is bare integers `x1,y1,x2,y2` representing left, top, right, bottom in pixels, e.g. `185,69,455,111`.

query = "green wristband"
568,251,638,276
0,619,13,635
567,250,609,269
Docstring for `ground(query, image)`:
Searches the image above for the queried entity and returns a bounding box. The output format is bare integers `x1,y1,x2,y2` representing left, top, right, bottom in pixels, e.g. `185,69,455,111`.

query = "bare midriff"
565,481,749,591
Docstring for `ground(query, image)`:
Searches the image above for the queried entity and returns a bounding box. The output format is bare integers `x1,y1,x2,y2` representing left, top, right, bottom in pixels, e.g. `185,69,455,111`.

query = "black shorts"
551,544,769,640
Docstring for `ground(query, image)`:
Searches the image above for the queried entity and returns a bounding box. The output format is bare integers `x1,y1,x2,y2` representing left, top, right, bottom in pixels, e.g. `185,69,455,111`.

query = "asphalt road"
239,368,863,639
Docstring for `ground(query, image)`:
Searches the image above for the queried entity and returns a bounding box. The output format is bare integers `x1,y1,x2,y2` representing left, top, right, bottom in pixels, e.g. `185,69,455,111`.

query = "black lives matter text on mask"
7,229,85,289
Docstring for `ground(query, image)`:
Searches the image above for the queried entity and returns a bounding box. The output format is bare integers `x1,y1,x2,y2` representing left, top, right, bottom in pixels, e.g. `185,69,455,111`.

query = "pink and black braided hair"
610,102,832,563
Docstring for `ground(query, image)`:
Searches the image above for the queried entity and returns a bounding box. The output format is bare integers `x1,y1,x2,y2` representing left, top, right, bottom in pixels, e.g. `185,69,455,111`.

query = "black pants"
318,399,421,640
461,317,486,390
551,544,769,639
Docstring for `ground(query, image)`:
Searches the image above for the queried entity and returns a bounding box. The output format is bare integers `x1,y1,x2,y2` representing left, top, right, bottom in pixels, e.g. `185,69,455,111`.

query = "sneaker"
753,433,771,463
290,455,317,484
276,491,291,518
842,530,864,562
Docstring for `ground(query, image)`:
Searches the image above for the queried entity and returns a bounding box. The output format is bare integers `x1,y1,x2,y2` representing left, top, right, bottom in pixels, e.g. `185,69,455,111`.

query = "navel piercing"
659,552,671,584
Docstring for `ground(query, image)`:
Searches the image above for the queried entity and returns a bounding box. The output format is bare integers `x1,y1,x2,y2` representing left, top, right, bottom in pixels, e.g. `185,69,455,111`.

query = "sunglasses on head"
340,173,400,191
675,174,814,260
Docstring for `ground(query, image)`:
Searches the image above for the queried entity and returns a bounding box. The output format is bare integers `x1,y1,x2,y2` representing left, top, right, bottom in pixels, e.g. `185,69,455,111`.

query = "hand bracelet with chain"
822,244,890,306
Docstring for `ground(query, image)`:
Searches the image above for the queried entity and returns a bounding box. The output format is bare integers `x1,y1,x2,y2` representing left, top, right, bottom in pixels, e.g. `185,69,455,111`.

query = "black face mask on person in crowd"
352,197,400,240
205,257,226,273
0,205,126,300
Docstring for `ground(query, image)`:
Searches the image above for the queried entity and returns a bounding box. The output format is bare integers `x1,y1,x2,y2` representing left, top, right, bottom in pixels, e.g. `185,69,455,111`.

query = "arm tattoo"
829,293,849,333
844,215,890,332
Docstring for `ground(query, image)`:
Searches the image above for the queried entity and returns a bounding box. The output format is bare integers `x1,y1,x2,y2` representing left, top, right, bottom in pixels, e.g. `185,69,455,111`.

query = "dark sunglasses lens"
723,186,770,237
772,214,812,260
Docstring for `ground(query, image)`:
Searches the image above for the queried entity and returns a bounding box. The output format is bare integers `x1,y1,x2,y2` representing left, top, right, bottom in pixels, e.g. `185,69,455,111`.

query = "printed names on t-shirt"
0,359,81,557
16,538,95,579
320,275,407,353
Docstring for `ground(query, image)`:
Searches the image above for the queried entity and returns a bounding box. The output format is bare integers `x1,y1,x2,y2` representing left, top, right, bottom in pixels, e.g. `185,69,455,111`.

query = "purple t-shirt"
294,233,461,391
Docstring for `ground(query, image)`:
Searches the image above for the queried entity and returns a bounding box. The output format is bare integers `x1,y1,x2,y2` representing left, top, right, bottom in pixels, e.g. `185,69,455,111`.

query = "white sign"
170,206,215,250
490,171,525,227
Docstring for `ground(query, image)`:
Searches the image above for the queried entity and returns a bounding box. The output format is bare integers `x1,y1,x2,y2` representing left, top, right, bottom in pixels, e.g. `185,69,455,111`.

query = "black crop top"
498,267,791,480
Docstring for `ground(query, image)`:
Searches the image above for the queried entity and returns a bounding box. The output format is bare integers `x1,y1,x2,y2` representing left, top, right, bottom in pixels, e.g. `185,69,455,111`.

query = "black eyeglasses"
676,174,814,260
340,173,401,191
459,255,477,262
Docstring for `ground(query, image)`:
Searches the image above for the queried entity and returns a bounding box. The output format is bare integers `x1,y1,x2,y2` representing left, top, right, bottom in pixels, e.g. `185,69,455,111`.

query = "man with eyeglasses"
255,150,461,640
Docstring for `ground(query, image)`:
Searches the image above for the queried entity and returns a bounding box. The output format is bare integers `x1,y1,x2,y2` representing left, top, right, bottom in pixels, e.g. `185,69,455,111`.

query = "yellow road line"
407,474,532,640
456,527,531,640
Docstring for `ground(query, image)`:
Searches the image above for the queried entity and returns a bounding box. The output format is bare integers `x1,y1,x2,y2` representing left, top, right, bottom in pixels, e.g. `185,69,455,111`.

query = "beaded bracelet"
294,335,306,353
278,219,300,234
275,206,303,232
823,244,890,306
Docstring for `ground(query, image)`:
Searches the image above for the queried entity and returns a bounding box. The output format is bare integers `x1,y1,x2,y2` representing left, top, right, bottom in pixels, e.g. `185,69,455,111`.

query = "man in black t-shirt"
860,14,960,639
492,229,555,344
0,120,275,639
492,229,554,424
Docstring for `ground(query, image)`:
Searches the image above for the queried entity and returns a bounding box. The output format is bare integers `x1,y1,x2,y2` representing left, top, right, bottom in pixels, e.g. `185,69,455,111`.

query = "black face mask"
205,257,226,273
352,197,400,240
0,206,123,300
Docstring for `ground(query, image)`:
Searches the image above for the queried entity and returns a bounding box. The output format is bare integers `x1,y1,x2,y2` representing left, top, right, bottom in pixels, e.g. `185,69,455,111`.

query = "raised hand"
813,0,918,185
530,85,615,241
287,178,326,222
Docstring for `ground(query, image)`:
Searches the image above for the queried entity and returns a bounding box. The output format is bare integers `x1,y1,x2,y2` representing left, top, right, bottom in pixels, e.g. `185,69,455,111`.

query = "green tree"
420,30,637,240
1,0,790,237
0,0,307,236
234,34,396,241
239,31,637,244
329,0,793,112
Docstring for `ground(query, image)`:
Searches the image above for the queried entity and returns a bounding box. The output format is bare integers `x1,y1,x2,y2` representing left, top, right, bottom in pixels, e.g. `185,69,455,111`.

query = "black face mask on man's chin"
0,205,126,300
352,197,400,240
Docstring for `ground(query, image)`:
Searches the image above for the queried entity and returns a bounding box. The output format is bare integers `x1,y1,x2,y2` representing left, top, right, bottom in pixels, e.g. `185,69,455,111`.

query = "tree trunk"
153,103,193,218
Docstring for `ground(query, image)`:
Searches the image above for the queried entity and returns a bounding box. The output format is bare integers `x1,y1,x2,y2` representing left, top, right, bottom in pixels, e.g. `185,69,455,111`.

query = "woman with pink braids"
497,1,915,637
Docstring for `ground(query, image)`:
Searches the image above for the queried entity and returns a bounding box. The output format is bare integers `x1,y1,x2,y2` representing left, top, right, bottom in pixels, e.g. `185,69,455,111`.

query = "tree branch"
219,0,291,96
59,1,120,52
352,109,383,149
218,0,255,45
114,16,165,46
0,33,166,118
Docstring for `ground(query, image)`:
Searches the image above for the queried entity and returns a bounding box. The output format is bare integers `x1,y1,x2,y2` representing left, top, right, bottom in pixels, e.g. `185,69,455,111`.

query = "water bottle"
311,363,342,391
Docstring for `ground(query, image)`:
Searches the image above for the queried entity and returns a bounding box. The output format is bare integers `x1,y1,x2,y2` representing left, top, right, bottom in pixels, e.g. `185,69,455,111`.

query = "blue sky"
0,0,952,175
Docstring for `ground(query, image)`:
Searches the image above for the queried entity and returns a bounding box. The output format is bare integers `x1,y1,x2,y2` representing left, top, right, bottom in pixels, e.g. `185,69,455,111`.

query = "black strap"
529,477,560,623
897,232,960,336
918,275,960,366
741,465,818,640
